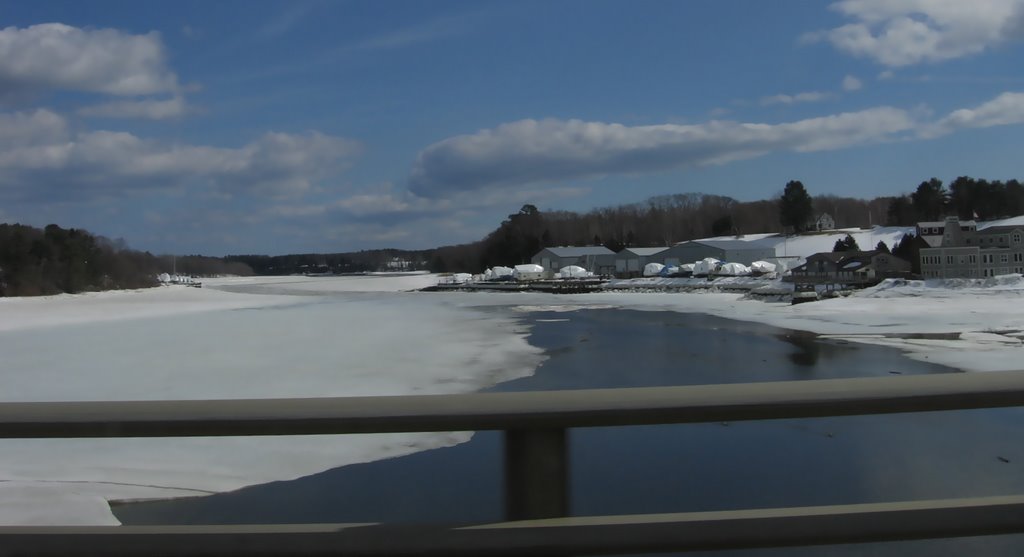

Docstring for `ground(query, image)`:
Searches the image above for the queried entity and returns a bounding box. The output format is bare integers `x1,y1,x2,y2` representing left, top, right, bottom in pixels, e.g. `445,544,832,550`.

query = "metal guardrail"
4,371,1024,555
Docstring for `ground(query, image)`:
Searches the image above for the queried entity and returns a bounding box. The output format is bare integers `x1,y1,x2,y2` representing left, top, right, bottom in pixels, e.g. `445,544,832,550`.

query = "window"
1002,255,1009,263
1014,233,1022,244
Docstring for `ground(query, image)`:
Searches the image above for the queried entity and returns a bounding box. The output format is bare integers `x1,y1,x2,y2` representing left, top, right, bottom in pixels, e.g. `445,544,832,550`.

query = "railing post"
504,428,569,521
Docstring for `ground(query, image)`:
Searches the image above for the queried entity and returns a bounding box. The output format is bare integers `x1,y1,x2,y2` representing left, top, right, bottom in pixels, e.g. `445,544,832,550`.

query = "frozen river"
5,272,1024,554
116,305,1024,555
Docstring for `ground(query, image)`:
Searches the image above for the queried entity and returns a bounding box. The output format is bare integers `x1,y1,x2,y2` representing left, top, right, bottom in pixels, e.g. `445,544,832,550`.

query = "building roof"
619,247,669,256
676,239,772,251
797,250,895,271
917,218,977,229
543,246,615,257
977,225,1024,235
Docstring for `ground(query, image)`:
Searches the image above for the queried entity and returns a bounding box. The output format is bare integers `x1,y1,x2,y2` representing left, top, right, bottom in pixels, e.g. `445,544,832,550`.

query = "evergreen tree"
911,178,948,221
832,234,860,252
779,180,813,233
875,240,891,254
886,195,916,226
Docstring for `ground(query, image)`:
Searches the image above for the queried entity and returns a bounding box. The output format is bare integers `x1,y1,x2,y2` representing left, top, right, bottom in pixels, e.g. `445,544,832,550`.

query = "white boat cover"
559,265,589,278
643,263,665,277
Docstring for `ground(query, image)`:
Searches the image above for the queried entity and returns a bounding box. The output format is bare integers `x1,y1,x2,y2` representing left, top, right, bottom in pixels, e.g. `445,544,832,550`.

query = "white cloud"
0,110,361,199
0,23,179,96
842,74,864,91
0,109,67,147
409,89,1024,196
922,91,1024,137
805,0,1024,66
256,4,315,40
408,109,918,196
760,91,833,105
878,69,896,79
78,96,188,120
342,12,478,54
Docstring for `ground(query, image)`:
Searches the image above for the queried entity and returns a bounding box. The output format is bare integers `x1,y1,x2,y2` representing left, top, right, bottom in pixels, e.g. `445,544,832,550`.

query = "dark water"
115,309,1024,555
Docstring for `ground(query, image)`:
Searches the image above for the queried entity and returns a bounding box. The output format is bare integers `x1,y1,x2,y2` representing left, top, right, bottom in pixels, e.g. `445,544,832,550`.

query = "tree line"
0,223,252,297
885,176,1024,224
426,175,1015,273
2,175,1017,293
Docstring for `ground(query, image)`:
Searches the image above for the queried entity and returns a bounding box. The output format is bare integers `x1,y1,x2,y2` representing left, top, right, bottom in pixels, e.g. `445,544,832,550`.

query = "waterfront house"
531,246,616,276
918,216,1024,278
916,216,978,248
660,240,776,267
790,250,911,288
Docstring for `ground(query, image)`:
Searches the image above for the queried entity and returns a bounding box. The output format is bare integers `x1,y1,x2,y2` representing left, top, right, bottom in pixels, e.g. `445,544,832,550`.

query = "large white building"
918,216,1024,278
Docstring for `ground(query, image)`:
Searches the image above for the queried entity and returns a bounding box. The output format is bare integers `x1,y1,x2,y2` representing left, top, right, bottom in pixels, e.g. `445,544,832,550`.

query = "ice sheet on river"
0,276,542,525
6,272,1024,525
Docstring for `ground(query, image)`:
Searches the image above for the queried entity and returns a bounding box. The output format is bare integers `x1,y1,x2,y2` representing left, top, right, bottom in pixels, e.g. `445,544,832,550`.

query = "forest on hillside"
0,223,252,297
425,176,1024,272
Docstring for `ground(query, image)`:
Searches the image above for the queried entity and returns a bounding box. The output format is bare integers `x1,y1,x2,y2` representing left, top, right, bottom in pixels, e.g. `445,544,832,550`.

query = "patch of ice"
0,276,545,525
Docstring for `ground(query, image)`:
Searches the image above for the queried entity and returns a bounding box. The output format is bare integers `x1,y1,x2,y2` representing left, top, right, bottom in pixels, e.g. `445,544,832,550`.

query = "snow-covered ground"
4,271,1024,526
700,226,914,261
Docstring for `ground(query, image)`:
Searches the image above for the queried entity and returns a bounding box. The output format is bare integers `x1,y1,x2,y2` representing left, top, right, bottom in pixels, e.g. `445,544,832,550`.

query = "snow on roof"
679,239,774,251
978,225,1024,235
621,247,669,256
544,246,615,257
979,216,1024,229
745,227,913,260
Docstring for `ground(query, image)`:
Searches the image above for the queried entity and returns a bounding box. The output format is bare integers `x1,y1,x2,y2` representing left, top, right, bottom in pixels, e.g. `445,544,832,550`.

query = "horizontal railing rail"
3,371,1024,555
4,496,1024,557
3,371,1024,438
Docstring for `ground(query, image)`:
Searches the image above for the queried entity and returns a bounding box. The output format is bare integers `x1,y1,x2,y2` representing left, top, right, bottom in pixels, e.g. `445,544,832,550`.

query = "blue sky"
2,0,1024,255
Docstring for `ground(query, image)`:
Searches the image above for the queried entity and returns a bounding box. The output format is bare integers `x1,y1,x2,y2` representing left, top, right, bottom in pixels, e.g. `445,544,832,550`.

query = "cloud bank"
0,23,179,96
0,109,360,199
408,91,1024,196
760,91,833,106
409,108,916,196
78,96,188,120
806,0,1024,66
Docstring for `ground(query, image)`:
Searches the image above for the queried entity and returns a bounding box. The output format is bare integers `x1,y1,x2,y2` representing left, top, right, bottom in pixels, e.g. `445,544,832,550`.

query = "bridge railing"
3,371,1024,555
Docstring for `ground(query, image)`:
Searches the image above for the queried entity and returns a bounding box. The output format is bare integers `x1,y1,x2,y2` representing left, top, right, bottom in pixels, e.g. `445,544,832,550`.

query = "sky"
2,0,1024,255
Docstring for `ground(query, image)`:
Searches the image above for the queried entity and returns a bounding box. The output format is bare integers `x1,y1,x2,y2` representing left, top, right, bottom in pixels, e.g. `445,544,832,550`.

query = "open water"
116,308,1024,555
